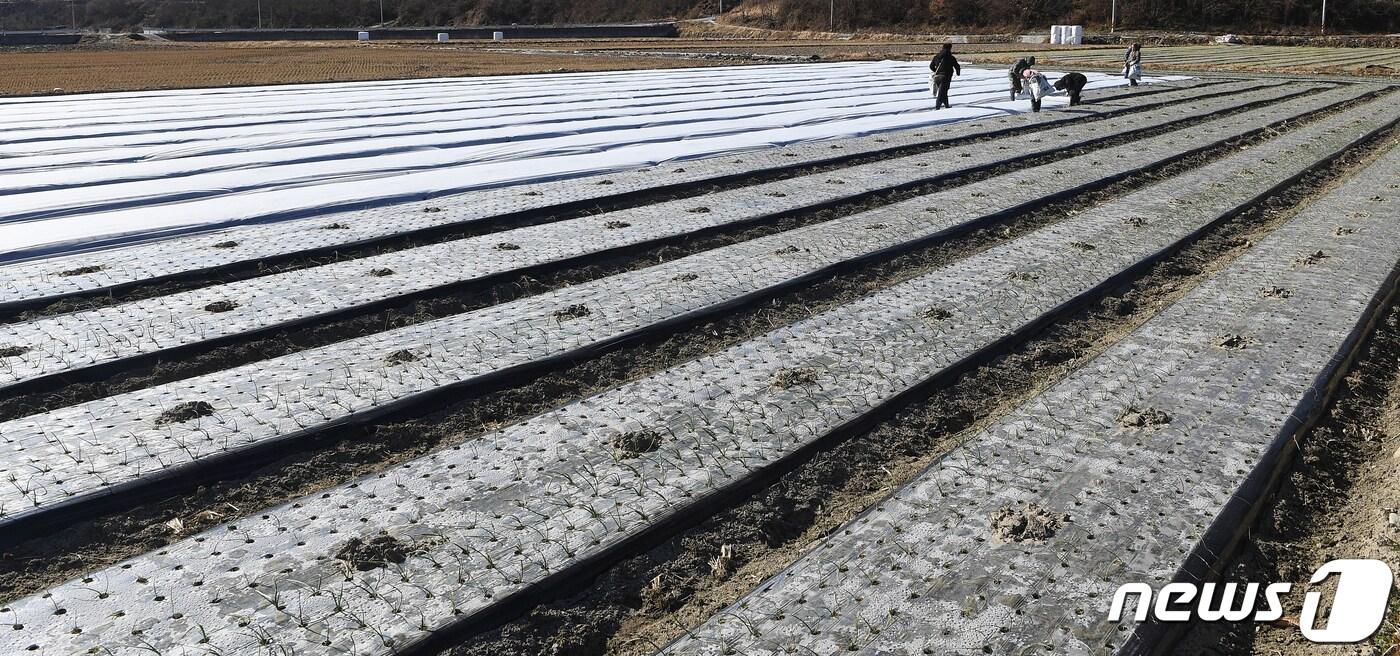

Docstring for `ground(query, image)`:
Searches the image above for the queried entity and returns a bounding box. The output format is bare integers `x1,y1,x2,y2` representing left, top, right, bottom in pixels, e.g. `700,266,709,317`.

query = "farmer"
928,43,961,110
1124,43,1143,86
1054,72,1089,106
1008,56,1036,101
1022,67,1052,112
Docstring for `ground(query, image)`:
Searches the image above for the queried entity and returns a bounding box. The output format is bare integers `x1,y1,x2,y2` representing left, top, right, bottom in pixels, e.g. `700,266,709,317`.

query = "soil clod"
322,223,350,230
610,430,663,458
368,268,395,277
771,367,820,389
687,207,712,214
496,242,521,251
383,349,419,365
1216,333,1251,350
0,345,30,358
1118,405,1172,428
1294,250,1330,266
553,304,591,321
334,533,425,573
920,306,954,322
155,401,216,425
203,300,238,313
212,241,239,249
604,221,632,229
1260,286,1293,299
57,265,103,277
990,503,1067,544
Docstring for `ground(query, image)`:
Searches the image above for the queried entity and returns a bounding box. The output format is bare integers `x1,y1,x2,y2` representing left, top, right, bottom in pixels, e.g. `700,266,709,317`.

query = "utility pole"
379,0,384,24
1321,0,1327,34
69,0,76,29
256,0,262,29
1110,0,1116,32
829,0,834,30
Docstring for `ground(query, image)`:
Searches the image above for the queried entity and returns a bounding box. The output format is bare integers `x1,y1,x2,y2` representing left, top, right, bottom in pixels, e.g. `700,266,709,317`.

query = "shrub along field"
0,60,1397,656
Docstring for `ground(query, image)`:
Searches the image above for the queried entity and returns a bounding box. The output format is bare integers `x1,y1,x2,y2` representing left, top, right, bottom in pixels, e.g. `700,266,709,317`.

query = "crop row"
0,63,1181,261
662,133,1400,656
2,88,1395,656
0,79,1227,305
0,82,1315,392
0,83,1376,533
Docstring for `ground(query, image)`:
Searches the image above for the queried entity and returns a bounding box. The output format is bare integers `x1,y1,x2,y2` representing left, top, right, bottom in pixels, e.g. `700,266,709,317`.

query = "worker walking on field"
1054,72,1089,106
929,43,961,110
1124,43,1143,86
1008,55,1036,101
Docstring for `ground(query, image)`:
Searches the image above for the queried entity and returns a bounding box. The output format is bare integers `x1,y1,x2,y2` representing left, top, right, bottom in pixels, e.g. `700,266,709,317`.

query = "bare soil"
0,41,746,96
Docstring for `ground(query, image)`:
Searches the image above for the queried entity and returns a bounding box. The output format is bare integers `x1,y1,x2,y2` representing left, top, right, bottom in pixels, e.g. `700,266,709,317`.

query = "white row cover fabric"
0,61,1183,260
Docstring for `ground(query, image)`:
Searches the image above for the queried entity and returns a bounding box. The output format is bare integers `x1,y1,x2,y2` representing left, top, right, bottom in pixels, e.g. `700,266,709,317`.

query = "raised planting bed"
2,89,1395,655
660,135,1400,656
0,84,1378,537
0,82,1314,394
0,79,1229,307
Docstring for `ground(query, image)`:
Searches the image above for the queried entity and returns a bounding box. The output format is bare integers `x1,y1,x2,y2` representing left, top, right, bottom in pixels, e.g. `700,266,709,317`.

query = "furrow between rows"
660,133,1400,656
0,82,1315,394
3,87,1395,656
0,84,1376,535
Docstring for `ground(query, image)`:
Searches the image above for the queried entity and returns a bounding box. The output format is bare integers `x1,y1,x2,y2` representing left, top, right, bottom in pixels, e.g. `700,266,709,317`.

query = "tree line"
2,0,1394,34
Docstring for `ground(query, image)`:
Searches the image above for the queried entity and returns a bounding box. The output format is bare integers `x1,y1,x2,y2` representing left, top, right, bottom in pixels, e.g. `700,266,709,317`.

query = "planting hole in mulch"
1294,250,1330,267
766,191,787,198
1122,216,1148,227
687,207,711,214
771,367,820,389
604,221,632,229
368,268,395,277
611,430,663,458
1260,286,1293,299
1335,226,1357,236
322,223,350,230
496,242,521,251
596,179,614,186
1117,405,1172,428
334,533,430,573
0,344,31,358
212,241,239,249
553,304,591,321
672,273,700,283
1008,271,1039,282
990,503,1068,544
57,265,103,277
865,223,889,230
383,349,419,365
203,300,238,313
155,400,216,425
773,245,804,256
422,207,443,213
1070,241,1097,251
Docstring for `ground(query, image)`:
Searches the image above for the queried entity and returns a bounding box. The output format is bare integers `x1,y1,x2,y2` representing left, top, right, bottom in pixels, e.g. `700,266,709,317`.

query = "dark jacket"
930,51,961,76
1054,72,1088,93
1009,58,1034,78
